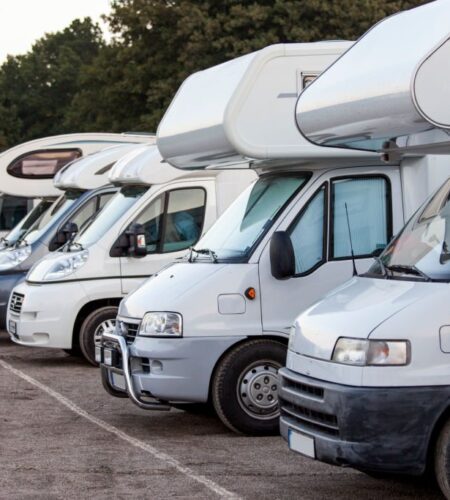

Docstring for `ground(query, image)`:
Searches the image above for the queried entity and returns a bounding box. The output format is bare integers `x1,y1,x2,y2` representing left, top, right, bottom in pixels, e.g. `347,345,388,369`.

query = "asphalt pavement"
0,331,443,499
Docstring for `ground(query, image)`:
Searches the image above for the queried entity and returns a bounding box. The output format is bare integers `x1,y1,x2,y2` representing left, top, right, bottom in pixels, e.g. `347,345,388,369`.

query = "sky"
0,0,112,62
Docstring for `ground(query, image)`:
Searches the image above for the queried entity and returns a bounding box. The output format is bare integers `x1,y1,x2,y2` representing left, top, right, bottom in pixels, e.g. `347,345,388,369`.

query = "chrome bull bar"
101,331,170,411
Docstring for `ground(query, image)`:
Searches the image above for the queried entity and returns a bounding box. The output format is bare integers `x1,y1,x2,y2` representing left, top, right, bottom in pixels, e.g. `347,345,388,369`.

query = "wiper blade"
385,264,432,282
374,256,390,278
189,247,218,263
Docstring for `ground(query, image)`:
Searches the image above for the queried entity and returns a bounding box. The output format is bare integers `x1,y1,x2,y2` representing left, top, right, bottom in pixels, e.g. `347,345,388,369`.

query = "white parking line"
0,359,241,500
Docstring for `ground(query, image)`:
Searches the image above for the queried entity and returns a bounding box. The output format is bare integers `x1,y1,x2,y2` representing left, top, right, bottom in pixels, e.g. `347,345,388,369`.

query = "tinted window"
0,195,31,230
7,149,81,179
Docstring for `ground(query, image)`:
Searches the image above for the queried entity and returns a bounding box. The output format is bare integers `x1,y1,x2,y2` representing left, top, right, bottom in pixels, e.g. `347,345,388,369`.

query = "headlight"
0,246,31,271
138,312,182,337
332,337,409,366
43,250,89,281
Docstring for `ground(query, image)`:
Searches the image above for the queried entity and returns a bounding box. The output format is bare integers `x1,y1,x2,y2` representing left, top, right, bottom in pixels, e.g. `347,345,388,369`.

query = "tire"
435,417,450,498
79,306,118,366
211,339,286,436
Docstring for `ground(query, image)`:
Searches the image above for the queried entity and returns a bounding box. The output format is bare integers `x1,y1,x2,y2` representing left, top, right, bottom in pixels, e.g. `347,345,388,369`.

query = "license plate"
111,372,126,391
8,320,17,336
288,429,315,458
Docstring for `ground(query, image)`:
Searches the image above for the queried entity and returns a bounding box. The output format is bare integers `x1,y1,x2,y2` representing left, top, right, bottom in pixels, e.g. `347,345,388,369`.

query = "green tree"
68,0,428,134
0,18,103,149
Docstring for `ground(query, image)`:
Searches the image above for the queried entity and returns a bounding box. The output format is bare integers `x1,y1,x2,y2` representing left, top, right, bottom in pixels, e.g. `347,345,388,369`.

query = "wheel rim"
93,319,116,347
237,360,281,420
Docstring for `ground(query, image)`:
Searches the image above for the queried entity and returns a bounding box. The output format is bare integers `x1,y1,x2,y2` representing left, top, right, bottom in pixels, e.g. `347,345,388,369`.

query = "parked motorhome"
0,133,151,239
0,141,151,330
8,145,255,365
93,42,450,435
278,2,450,498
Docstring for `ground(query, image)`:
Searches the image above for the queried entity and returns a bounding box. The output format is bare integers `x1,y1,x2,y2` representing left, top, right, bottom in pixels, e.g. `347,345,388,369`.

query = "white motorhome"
0,133,151,239
0,143,150,331
93,42,450,436
278,2,450,497
8,145,255,365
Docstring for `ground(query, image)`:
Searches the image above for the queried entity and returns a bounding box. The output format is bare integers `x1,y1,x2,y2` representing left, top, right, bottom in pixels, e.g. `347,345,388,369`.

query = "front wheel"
211,339,286,435
79,306,118,366
435,417,450,498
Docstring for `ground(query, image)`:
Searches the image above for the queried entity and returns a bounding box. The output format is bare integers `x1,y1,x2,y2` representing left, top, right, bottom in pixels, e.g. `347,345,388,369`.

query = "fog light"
95,346,102,364
104,348,113,366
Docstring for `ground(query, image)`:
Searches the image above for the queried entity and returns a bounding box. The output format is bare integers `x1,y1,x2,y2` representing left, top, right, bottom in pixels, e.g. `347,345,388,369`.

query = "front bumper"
100,326,245,409
279,367,450,475
7,280,87,348
0,272,26,330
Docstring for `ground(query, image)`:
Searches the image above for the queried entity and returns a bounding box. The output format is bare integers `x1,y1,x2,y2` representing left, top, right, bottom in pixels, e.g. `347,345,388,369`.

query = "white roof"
295,0,450,155
109,145,189,186
157,42,378,169
54,144,145,191
0,132,155,198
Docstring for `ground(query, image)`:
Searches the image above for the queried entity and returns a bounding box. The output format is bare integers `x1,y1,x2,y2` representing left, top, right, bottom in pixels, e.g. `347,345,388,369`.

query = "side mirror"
270,231,295,280
49,222,79,251
127,223,147,257
110,223,147,258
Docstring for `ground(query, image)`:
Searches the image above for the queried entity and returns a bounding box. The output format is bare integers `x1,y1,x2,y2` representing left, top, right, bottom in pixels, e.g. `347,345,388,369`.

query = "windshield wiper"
188,247,218,263
385,264,432,282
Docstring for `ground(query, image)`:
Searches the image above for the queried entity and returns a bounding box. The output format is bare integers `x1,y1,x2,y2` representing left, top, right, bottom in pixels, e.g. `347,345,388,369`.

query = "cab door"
120,180,214,295
259,168,403,335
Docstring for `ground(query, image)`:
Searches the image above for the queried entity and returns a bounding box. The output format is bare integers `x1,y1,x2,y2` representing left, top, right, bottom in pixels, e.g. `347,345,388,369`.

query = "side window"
133,188,206,255
162,189,206,253
69,197,98,231
331,177,390,258
135,196,164,253
7,149,81,179
289,186,326,274
0,195,30,230
98,193,115,209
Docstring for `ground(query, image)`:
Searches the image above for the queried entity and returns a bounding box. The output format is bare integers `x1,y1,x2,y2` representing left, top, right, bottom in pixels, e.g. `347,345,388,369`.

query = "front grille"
280,401,339,437
118,321,139,344
9,293,24,314
283,377,324,400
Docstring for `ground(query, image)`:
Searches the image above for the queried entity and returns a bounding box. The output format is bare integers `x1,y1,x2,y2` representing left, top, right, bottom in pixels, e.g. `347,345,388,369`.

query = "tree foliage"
0,0,429,149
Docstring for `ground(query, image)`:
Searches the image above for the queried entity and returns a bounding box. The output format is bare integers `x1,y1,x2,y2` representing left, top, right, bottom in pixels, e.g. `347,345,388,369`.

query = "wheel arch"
426,403,450,473
207,334,288,402
72,298,122,349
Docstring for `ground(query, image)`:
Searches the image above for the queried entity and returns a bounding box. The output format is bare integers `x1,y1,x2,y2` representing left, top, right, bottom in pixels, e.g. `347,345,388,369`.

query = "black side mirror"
110,223,147,258
49,222,79,251
270,231,295,280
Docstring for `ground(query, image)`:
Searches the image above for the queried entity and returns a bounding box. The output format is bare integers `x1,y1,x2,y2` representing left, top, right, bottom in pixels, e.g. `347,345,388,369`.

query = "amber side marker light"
245,287,256,300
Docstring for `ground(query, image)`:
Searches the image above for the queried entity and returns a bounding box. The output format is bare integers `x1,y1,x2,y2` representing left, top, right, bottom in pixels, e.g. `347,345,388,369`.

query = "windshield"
17,191,81,246
369,178,450,281
3,199,55,246
73,186,148,249
196,174,310,262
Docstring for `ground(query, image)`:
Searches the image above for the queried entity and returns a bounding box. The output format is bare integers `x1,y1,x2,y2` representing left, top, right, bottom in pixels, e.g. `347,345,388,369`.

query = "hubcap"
93,319,116,347
237,361,281,420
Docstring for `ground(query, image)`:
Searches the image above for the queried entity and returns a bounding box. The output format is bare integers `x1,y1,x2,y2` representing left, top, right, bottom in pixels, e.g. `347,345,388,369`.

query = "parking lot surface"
0,331,443,499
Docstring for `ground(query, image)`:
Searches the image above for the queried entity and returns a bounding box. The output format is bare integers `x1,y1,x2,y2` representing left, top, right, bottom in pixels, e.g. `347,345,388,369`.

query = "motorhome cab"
8,145,255,365
0,141,150,330
94,42,449,436
278,2,450,497
0,133,146,240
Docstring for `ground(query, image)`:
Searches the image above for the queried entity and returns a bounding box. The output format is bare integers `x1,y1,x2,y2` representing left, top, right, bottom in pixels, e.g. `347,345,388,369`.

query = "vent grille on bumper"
119,321,139,344
9,293,24,314
280,401,339,437
283,377,324,399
